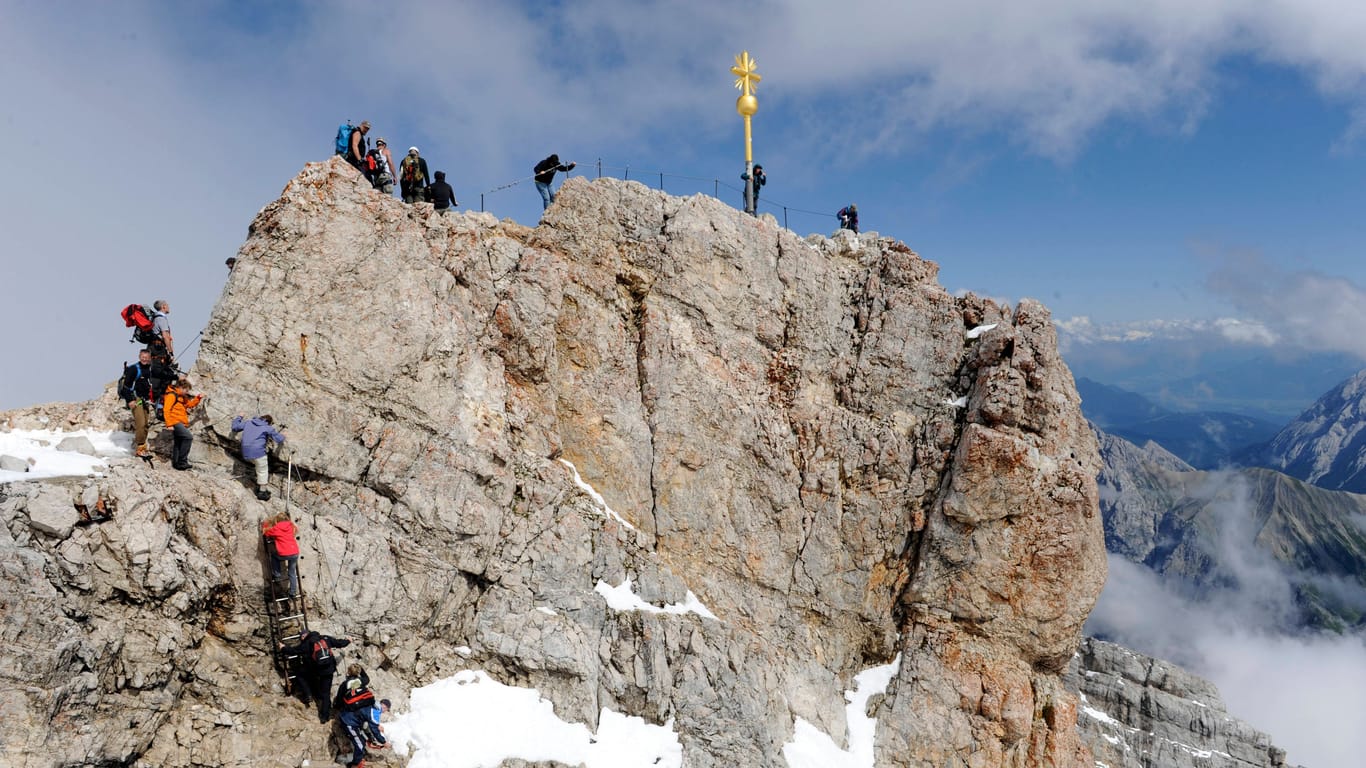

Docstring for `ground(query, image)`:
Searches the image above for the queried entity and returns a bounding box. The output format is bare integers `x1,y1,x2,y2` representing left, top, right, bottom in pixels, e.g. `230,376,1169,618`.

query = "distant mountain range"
1062,341,1361,422
1095,426,1366,632
1078,377,1282,469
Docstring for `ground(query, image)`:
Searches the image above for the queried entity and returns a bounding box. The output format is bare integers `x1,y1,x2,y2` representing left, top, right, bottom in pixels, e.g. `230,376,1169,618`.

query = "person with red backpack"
282,629,351,723
336,664,384,767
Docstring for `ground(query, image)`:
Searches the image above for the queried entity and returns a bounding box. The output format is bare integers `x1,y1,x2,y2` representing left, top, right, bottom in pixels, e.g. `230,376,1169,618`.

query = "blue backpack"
335,122,354,156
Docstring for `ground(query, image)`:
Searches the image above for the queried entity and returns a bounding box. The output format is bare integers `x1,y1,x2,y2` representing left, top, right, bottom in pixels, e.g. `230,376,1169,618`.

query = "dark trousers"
303,664,335,721
171,424,193,468
340,709,368,766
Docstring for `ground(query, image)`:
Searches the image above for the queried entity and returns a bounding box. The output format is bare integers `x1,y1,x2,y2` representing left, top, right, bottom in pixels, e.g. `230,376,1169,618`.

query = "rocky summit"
0,157,1108,767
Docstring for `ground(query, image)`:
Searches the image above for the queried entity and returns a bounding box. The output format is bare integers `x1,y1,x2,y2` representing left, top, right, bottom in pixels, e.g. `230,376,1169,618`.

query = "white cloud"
1207,252,1366,360
1088,469,1366,768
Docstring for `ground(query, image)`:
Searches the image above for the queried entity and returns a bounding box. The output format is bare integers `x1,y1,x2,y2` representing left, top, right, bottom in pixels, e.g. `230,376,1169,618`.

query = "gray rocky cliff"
1,158,1106,767
1259,369,1366,493
1067,638,1300,768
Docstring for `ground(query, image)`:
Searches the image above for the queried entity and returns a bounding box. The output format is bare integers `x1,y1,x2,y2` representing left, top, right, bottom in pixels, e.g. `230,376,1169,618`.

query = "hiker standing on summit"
232,414,286,500
533,154,576,209
347,121,372,174
428,171,458,214
400,147,430,204
371,138,397,195
741,163,766,215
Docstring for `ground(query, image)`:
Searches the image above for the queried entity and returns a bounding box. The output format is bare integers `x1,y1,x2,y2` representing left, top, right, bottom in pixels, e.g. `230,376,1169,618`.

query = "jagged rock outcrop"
1259,369,1366,492
1,158,1105,767
1067,638,1298,768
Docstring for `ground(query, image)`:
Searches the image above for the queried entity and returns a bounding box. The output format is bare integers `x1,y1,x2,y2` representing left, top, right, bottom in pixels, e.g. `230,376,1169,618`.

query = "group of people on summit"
337,120,459,214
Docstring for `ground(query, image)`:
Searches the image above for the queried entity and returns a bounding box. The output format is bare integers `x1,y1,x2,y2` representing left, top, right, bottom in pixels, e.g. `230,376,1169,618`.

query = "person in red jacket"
261,511,300,596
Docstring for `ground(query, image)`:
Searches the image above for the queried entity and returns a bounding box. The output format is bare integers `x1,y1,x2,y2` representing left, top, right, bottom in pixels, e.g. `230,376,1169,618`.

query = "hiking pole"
286,456,293,515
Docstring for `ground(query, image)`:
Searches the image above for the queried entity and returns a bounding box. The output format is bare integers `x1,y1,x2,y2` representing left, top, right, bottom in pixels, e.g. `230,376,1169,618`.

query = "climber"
428,171,458,214
740,163,765,215
347,121,372,174
260,511,300,596
837,204,859,234
399,147,430,204
370,137,397,195
148,300,174,360
119,349,175,459
364,699,392,748
231,414,286,500
162,377,203,471
225,257,237,271
336,663,382,767
533,153,576,209
281,629,351,723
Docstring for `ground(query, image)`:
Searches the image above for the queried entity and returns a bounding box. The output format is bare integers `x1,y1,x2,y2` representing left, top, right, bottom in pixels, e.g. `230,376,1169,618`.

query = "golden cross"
731,51,761,97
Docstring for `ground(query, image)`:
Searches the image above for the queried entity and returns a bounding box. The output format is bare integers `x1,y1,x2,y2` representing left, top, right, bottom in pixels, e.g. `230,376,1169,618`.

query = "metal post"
783,207,788,229
597,158,602,178
625,164,630,181
659,172,664,190
714,179,719,197
744,161,755,216
480,193,485,212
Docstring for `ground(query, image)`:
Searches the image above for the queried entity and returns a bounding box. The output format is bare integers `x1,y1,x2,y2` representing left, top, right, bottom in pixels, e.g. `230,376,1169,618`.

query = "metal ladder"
263,542,311,694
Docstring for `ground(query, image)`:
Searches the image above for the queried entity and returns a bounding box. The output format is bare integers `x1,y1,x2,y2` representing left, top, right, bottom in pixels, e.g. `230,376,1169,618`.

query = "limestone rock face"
0,158,1105,767
1067,638,1300,768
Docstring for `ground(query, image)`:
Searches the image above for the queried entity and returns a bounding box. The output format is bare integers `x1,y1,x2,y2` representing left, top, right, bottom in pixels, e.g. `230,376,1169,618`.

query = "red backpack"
121,304,158,344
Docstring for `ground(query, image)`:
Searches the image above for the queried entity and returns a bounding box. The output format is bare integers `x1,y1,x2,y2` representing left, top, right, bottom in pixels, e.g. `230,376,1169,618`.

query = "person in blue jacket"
231,414,286,500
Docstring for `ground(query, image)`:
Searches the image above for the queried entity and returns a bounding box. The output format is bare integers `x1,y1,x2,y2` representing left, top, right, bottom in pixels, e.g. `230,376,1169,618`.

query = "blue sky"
6,0,1366,409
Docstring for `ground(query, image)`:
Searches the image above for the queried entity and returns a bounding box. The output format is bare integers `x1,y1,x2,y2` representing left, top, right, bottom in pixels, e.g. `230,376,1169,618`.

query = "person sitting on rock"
281,629,351,723
231,413,286,500
162,377,203,471
336,664,381,767
260,511,300,597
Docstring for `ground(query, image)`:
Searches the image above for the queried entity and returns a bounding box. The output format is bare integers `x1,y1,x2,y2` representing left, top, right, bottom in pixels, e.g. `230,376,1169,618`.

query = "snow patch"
0,429,129,484
966,323,998,339
595,577,717,620
386,669,682,768
782,654,901,768
558,459,635,529
947,396,969,408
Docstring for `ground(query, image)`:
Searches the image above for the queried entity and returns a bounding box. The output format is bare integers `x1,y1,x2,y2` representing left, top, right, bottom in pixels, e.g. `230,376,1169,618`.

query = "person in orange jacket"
162,377,203,470
261,511,300,596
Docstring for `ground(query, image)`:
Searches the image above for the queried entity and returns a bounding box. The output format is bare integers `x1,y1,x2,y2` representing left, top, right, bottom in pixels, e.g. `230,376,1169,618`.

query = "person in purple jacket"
231,414,286,500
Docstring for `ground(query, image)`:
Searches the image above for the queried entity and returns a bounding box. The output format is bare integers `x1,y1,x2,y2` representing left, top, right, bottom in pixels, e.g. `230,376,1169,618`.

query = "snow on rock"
386,669,683,768
594,577,718,620
559,458,635,529
782,655,901,768
966,323,998,339
0,429,129,483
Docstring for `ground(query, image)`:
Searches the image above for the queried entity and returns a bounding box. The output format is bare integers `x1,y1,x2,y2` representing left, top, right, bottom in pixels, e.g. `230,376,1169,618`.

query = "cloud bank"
1088,470,1366,768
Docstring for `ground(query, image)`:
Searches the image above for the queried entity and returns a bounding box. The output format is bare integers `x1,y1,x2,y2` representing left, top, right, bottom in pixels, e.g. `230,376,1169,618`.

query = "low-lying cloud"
1089,469,1366,768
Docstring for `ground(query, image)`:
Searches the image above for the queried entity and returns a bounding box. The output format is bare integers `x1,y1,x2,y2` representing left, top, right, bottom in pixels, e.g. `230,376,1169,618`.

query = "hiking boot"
256,489,272,501
135,444,149,457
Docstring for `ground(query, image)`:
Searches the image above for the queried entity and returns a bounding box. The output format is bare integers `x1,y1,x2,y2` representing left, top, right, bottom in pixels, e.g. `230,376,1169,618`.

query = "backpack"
335,122,354,156
365,148,382,174
310,635,333,665
116,362,139,400
340,677,375,710
121,304,159,344
401,155,422,185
